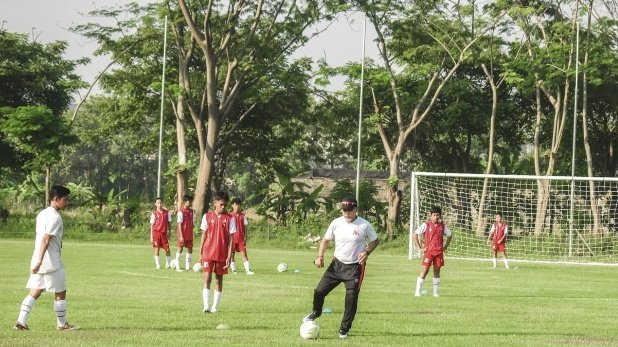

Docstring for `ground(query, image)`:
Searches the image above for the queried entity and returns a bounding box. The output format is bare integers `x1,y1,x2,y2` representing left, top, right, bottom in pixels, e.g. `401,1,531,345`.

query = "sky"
1,0,379,94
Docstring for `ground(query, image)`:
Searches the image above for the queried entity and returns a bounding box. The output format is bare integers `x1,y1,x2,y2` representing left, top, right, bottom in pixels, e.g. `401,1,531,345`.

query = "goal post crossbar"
409,172,618,264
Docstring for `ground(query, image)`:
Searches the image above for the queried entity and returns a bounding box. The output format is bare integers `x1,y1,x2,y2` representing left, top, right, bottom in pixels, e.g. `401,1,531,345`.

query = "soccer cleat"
433,293,439,298
57,323,79,331
232,269,238,274
414,292,421,297
165,265,171,269
176,268,184,272
210,308,218,313
13,322,29,331
156,265,161,270
303,311,320,322
246,270,255,275
338,329,349,339
203,307,210,313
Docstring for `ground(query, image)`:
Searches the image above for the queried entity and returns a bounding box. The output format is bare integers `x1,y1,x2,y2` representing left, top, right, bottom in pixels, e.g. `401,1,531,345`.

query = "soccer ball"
277,263,288,272
300,320,320,339
192,262,203,272
170,259,178,269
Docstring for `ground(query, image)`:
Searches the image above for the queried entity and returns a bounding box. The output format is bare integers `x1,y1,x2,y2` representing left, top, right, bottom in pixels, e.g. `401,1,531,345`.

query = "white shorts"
26,268,66,293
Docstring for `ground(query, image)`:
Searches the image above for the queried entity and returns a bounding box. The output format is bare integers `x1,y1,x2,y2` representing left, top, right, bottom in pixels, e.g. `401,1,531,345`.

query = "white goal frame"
409,172,618,264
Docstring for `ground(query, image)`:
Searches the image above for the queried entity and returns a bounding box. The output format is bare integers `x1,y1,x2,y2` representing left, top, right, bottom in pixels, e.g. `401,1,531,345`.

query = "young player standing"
229,198,254,275
487,212,510,269
150,197,172,269
14,185,79,331
199,191,236,313
175,195,195,272
413,206,453,297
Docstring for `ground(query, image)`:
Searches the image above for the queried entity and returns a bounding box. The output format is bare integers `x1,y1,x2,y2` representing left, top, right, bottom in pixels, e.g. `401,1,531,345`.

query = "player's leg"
15,284,44,330
501,247,510,268
305,261,341,321
230,247,237,274
153,245,161,269
185,246,193,271
202,266,213,312
432,266,442,297
491,245,498,268
415,256,432,296
48,270,78,330
339,264,362,339
211,273,224,313
164,245,172,269
241,247,254,275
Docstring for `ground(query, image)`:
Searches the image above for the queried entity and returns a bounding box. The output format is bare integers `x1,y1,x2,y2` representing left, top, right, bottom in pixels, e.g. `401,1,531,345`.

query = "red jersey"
200,211,235,262
151,208,170,234
178,207,194,241
230,211,246,243
491,223,507,245
423,221,446,253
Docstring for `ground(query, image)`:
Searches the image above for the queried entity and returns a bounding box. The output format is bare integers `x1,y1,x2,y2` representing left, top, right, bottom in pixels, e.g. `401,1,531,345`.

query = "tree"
0,30,84,201
176,0,344,215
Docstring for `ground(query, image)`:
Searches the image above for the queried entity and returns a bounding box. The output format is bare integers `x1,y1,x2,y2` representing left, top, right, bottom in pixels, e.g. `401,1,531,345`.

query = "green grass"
1,239,617,347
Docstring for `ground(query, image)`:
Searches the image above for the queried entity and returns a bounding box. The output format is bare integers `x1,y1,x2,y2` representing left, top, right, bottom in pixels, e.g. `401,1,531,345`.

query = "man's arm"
314,238,330,268
32,233,52,274
358,238,380,264
444,235,453,251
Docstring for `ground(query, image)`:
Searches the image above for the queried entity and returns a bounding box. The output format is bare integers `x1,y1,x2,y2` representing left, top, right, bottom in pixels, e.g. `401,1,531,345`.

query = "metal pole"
569,21,580,257
355,15,367,202
157,16,168,198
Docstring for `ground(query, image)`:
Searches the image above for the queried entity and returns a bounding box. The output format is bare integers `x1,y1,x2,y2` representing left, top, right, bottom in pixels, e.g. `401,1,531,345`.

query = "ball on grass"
216,323,230,330
300,320,320,339
192,262,203,272
277,263,288,272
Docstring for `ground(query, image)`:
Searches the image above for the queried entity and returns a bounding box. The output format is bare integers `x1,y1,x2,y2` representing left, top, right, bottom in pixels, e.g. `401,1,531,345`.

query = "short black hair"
214,191,229,203
231,198,243,205
50,185,70,201
183,194,193,202
340,196,358,211
155,197,163,202
430,205,442,214
495,212,503,217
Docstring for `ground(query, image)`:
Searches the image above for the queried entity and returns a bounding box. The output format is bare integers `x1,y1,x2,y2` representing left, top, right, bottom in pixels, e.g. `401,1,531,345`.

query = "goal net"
409,172,618,264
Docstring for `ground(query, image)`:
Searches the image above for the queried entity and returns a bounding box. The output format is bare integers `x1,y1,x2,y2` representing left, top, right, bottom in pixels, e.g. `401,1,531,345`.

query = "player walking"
200,191,236,313
175,195,195,272
13,185,79,331
229,198,254,275
413,206,453,297
487,212,510,269
150,197,172,269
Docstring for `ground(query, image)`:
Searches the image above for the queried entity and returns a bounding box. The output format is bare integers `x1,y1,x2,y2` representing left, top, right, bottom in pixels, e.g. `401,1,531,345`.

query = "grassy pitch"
1,239,617,346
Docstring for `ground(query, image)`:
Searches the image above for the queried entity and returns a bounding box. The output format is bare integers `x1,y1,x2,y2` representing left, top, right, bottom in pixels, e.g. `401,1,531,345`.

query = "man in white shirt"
14,185,79,331
303,197,380,339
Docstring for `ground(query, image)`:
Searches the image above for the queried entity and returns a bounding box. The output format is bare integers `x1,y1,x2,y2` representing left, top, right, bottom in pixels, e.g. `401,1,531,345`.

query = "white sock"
433,277,440,296
175,252,182,263
186,254,192,270
230,261,236,272
415,277,424,295
243,260,251,272
492,258,497,267
503,258,510,268
17,295,36,325
54,300,67,327
202,288,210,311
165,256,171,267
213,290,222,311
154,256,160,268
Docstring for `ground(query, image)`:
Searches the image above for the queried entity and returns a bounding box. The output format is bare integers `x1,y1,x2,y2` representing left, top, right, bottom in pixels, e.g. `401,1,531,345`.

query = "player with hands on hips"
487,212,510,269
413,206,452,297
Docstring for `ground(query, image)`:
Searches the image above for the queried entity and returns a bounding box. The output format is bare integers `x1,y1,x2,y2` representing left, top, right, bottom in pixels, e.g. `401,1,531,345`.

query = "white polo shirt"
324,216,378,264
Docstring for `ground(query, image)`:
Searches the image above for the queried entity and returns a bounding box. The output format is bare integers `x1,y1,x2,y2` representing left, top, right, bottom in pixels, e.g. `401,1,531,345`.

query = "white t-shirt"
324,216,378,264
30,206,64,273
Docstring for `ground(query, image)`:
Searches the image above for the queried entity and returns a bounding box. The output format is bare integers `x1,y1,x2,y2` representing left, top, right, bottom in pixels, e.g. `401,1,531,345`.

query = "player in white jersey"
303,197,380,339
13,185,79,331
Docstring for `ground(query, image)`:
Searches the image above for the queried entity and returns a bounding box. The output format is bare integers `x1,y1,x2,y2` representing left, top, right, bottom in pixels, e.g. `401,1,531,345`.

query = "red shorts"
422,252,444,268
152,233,170,250
202,260,228,275
233,241,246,253
178,239,193,249
492,243,506,252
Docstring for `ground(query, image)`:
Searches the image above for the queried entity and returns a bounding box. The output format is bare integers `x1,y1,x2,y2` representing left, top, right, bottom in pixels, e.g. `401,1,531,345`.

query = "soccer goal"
409,172,618,264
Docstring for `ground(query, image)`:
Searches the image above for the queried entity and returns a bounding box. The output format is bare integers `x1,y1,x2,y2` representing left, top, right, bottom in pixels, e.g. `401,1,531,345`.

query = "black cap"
340,197,358,211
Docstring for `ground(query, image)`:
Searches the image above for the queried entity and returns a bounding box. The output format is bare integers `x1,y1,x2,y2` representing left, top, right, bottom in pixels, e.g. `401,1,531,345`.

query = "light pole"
156,16,168,198
355,14,367,202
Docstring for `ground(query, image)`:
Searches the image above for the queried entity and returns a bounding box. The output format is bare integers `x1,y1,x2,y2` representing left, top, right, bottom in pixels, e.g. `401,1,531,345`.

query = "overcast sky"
1,0,378,93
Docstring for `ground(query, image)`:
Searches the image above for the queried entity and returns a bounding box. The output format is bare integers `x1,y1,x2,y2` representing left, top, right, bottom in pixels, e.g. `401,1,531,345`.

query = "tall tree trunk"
175,93,187,211
582,0,601,235
476,63,499,236
45,165,50,206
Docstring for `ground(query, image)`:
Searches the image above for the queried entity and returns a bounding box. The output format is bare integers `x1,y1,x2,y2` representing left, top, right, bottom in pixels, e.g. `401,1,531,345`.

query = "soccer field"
1,239,617,347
